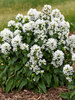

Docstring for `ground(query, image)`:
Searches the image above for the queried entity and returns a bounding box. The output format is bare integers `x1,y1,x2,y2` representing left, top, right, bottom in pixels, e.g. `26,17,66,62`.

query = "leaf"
15,65,21,72
16,79,22,88
34,75,40,82
38,80,46,93
44,73,52,86
19,79,27,90
17,69,23,75
27,36,31,43
6,78,14,93
60,92,70,99
23,57,27,64
0,66,9,78
54,68,59,74
70,91,75,99
27,70,32,76
9,57,17,65
53,75,59,87
68,84,73,90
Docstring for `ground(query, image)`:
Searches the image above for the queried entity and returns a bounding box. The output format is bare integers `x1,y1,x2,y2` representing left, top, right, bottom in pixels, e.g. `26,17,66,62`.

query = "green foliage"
60,92,71,100
60,90,75,100
38,80,46,93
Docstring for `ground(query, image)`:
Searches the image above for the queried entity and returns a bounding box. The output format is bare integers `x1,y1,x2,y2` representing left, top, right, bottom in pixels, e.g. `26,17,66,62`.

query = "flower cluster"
16,14,23,22
27,8,41,21
14,30,21,36
46,38,57,51
26,44,46,75
51,9,64,21
1,42,11,54
0,28,13,42
8,20,15,27
72,53,75,62
42,5,51,15
20,43,29,51
68,35,75,50
11,34,22,51
63,64,74,82
23,21,35,32
51,50,64,68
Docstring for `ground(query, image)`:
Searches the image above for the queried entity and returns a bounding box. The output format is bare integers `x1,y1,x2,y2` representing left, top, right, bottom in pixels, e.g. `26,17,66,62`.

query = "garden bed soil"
0,87,67,100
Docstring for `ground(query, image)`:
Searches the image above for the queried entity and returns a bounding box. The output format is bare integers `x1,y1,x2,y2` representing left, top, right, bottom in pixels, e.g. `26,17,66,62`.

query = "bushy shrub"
0,5,75,93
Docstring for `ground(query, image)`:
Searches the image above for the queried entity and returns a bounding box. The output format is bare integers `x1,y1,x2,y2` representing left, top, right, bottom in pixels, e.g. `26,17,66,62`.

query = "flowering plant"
0,5,75,93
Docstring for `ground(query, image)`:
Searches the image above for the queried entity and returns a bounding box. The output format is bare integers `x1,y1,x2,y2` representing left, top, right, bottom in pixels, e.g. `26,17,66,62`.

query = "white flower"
34,30,47,43
52,50,64,68
8,20,15,27
14,30,21,36
59,21,70,37
38,59,46,66
60,14,65,21
20,43,29,51
23,21,35,32
42,13,50,20
30,44,43,58
11,34,22,51
27,8,41,21
72,53,75,61
35,19,46,31
66,77,72,82
51,9,61,20
63,64,74,76
1,42,11,54
46,38,57,50
0,28,13,42
22,16,30,23
42,5,52,15
48,20,58,35
68,35,75,49
15,22,22,29
16,14,23,21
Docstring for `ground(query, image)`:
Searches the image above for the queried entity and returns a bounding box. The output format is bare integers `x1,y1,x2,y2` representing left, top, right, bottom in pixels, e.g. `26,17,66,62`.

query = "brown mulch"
0,87,68,100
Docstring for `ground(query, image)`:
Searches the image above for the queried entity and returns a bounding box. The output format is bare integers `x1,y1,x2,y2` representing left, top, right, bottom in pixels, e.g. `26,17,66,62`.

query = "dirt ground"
0,87,68,100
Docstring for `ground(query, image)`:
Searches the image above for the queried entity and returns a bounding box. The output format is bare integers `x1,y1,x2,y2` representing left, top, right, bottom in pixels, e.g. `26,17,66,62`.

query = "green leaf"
27,70,32,76
70,91,75,99
9,57,17,65
27,36,31,43
68,84,73,90
23,57,27,64
44,73,52,86
60,92,70,99
19,79,27,90
17,69,23,75
38,80,46,93
15,65,21,72
34,75,40,82
0,66,9,78
16,79,22,88
54,68,59,74
53,75,59,87
6,78,14,93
